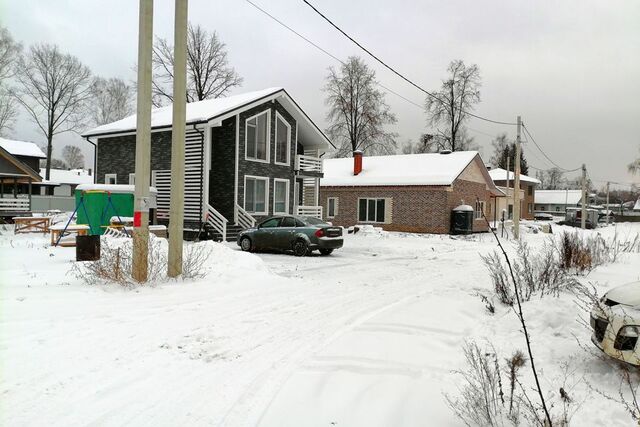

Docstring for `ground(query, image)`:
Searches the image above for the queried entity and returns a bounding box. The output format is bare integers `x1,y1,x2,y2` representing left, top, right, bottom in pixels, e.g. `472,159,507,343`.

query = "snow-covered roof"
75,184,157,194
488,167,540,185
634,199,640,211
82,87,333,150
0,137,46,158
321,151,485,187
40,168,94,186
535,190,583,205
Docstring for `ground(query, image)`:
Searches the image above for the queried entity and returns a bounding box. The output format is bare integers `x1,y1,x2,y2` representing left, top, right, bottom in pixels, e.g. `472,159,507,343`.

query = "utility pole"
132,0,154,282
505,156,510,219
581,163,587,229
168,0,188,278
513,116,522,239
605,181,610,225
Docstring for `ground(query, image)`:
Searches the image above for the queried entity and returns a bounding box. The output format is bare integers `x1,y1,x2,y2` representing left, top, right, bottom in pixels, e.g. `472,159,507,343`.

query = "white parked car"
591,281,640,365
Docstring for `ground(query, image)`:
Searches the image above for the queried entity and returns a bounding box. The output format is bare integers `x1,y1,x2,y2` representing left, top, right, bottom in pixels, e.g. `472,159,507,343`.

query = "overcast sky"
2,0,639,189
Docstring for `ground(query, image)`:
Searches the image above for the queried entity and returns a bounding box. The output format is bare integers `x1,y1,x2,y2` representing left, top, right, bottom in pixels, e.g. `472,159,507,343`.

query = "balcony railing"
296,205,323,219
0,197,30,211
295,154,322,174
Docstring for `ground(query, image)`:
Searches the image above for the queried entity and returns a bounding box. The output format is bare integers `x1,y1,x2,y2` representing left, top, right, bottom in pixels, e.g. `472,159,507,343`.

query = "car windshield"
300,216,326,226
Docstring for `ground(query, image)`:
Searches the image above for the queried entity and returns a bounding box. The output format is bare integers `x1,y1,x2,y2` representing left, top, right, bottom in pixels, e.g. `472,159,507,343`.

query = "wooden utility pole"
132,0,154,282
168,0,188,278
605,181,610,225
581,163,587,229
513,116,522,239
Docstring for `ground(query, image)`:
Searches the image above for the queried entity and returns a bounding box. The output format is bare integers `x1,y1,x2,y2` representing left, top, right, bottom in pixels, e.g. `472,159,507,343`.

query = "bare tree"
402,134,441,154
90,77,134,125
629,146,640,175
14,43,92,180
325,56,397,157
536,168,566,190
0,26,22,135
152,23,242,107
425,60,481,152
62,145,85,169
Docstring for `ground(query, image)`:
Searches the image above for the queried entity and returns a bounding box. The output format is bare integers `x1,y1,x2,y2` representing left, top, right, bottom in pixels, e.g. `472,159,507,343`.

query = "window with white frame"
327,197,338,218
129,173,135,185
245,176,269,215
245,111,269,162
275,112,291,165
358,198,386,223
273,179,289,214
475,200,485,220
105,173,117,184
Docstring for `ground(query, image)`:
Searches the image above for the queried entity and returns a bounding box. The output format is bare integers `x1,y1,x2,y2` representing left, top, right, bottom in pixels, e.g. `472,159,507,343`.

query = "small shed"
74,184,157,235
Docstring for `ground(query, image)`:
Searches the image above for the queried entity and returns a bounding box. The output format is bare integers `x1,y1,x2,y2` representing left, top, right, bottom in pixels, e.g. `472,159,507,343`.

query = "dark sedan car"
237,215,343,256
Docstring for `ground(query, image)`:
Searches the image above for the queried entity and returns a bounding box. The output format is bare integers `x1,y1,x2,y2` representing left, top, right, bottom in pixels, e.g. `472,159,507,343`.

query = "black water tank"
451,204,474,234
76,235,101,261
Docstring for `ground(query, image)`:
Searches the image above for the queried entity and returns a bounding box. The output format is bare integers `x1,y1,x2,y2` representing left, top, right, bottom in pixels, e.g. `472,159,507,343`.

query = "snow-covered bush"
72,234,212,286
447,342,577,427
481,240,580,305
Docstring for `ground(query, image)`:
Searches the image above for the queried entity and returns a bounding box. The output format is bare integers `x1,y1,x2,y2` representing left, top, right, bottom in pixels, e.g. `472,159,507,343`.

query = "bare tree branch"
152,23,243,107
90,77,134,125
325,56,397,157
14,43,92,179
62,144,85,169
425,60,481,152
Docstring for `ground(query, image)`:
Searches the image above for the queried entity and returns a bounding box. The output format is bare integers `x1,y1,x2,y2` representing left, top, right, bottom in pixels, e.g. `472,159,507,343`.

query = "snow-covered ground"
1,222,639,426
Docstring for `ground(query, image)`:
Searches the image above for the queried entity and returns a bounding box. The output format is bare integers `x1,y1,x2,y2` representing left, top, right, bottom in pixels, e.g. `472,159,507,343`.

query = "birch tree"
90,77,134,125
14,43,92,179
425,60,481,152
0,26,21,135
152,24,242,107
325,56,397,157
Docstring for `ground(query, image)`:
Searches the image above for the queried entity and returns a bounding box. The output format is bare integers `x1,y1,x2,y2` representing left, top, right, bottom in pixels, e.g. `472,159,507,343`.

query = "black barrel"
76,235,101,261
451,205,474,234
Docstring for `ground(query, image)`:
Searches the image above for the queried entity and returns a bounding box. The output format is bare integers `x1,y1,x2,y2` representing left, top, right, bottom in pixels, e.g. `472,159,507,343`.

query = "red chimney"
353,150,363,175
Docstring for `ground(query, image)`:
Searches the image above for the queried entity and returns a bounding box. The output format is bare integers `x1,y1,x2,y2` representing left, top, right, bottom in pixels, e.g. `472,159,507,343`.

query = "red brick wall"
319,180,491,234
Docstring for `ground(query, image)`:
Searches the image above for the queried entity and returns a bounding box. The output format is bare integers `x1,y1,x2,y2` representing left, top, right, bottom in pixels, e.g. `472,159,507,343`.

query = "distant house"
534,189,597,214
83,87,332,240
488,167,540,220
39,168,94,196
319,151,502,234
0,137,44,215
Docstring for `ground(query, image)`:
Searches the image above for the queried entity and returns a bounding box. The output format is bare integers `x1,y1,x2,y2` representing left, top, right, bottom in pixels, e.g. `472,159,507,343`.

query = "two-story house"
82,88,332,240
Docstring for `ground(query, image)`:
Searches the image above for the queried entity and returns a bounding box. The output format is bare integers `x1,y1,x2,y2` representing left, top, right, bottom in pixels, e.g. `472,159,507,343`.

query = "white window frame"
273,178,290,215
475,200,485,220
358,198,386,223
327,197,338,218
244,175,269,215
128,173,135,185
274,111,291,166
105,173,117,185
244,110,271,164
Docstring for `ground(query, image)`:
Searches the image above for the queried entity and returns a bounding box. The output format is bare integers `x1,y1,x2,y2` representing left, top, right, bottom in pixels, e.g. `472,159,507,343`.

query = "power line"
299,0,518,126
521,124,581,172
244,0,433,122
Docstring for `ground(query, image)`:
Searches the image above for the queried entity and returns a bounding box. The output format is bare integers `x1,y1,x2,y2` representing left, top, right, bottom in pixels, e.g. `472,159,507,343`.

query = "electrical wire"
299,0,518,126
521,124,582,172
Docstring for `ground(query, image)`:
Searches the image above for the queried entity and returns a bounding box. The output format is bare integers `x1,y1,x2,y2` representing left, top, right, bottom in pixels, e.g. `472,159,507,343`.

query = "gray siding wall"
96,131,172,184
237,100,297,222
209,117,236,220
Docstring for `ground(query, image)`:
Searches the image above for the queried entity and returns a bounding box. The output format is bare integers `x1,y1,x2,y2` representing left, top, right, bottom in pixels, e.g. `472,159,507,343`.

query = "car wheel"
319,248,333,256
240,236,253,252
292,239,309,257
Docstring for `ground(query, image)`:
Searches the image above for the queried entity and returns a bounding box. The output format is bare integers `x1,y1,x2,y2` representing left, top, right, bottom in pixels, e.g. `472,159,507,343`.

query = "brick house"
488,167,540,220
319,151,502,234
82,88,333,240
